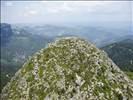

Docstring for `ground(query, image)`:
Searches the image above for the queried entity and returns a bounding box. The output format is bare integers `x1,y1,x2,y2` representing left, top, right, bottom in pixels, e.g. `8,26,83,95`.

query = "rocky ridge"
1,37,133,100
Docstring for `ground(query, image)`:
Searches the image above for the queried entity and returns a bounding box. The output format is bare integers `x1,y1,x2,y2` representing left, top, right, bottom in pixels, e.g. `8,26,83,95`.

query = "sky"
1,1,133,27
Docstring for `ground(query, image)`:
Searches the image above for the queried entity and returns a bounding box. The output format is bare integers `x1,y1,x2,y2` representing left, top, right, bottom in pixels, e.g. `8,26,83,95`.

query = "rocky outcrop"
1,37,133,100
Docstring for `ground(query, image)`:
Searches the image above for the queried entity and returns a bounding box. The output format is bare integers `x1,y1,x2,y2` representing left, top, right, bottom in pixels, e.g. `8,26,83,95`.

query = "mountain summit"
1,37,133,100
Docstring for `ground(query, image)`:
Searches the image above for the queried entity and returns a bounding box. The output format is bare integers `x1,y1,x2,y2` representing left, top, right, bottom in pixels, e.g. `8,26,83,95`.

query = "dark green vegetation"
125,72,133,80
1,37,133,100
101,38,133,71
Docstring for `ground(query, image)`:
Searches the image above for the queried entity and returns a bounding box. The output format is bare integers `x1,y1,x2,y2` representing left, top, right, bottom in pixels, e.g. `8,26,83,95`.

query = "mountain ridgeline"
101,38,133,71
1,37,133,100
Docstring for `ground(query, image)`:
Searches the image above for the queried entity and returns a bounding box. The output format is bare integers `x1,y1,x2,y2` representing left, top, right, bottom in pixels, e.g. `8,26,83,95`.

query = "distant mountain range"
12,24,132,47
101,38,133,71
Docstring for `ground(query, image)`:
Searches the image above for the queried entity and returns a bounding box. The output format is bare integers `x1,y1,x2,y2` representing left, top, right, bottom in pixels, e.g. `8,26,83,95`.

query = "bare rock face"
1,37,133,100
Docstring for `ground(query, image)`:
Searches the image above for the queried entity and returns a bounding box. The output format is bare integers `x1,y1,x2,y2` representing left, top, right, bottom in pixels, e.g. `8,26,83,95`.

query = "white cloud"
23,10,38,17
1,1,131,24
43,1,114,14
5,2,13,7
47,8,59,13
29,10,37,15
61,2,73,12
45,2,73,14
24,6,30,10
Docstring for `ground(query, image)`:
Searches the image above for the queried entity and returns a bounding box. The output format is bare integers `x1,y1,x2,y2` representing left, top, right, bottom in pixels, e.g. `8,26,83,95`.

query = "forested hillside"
101,38,133,71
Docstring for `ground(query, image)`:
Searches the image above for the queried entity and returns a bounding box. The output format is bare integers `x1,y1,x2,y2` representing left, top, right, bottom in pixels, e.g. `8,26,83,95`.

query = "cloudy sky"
1,1,132,27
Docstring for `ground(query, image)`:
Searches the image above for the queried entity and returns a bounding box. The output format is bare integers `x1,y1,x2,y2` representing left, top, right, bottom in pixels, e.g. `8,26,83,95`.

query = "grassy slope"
125,71,133,80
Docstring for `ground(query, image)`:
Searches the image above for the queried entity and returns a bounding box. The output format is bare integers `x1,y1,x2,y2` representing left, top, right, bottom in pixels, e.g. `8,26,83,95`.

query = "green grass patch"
125,71,133,80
